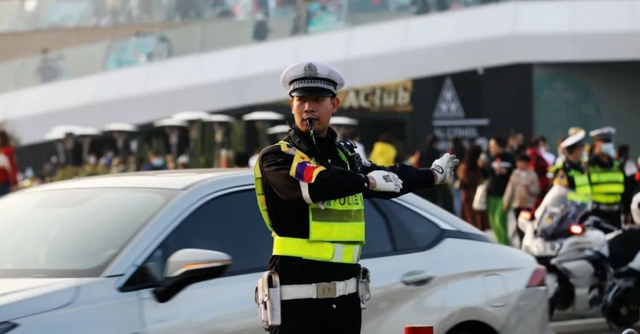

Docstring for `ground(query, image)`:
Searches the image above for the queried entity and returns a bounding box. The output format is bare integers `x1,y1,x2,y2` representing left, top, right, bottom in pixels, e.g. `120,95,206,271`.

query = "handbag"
472,180,489,211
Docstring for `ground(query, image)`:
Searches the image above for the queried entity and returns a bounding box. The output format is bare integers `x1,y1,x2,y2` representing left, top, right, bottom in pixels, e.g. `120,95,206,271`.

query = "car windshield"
0,188,177,278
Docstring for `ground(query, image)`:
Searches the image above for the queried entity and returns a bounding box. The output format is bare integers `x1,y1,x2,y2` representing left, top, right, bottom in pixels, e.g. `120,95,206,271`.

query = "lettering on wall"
338,81,412,112
432,76,489,150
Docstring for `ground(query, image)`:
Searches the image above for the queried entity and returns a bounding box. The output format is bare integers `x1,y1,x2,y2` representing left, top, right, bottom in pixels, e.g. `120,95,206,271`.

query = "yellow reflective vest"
566,169,592,204
254,141,365,264
588,160,625,205
552,162,592,204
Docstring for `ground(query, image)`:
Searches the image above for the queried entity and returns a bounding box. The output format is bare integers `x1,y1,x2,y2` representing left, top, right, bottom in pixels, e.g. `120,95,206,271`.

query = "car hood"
0,279,81,321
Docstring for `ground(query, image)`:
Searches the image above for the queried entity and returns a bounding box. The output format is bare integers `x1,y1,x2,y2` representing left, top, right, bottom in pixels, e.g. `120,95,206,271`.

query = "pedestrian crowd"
2,124,639,248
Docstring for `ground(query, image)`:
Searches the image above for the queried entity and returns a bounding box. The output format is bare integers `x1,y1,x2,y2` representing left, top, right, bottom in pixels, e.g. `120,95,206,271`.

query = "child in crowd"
503,154,540,241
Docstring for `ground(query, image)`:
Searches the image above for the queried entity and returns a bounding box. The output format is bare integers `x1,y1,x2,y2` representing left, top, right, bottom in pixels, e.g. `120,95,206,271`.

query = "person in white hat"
552,130,592,204
253,61,459,334
588,126,625,229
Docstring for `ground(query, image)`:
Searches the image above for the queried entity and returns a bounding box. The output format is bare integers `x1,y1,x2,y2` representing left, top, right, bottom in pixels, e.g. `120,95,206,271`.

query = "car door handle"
401,270,434,287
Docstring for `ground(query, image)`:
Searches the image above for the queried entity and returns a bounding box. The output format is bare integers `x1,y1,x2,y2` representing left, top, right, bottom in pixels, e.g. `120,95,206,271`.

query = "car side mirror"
153,249,232,303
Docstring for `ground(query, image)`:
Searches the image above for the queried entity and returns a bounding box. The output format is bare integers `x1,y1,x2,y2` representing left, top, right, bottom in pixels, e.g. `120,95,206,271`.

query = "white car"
0,170,552,334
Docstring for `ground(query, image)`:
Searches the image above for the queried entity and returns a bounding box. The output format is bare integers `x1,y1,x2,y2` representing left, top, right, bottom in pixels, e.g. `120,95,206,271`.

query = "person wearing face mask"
141,151,168,171
254,61,459,334
588,127,625,229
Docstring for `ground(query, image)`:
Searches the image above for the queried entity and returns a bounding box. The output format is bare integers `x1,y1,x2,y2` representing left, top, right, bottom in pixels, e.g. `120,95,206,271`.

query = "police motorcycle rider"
254,61,459,334
551,130,591,206
549,127,585,177
535,129,611,316
588,127,626,230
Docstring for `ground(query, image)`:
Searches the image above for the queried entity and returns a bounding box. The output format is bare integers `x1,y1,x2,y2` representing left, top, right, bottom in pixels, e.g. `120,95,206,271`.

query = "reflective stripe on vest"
254,141,365,264
592,194,623,204
567,192,591,203
273,236,361,264
590,172,624,184
309,195,365,242
591,184,625,194
588,162,624,204
566,169,592,204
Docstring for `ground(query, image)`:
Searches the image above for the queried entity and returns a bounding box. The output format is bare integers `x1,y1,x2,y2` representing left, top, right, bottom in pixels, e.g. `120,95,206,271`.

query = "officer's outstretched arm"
260,147,369,203
361,153,458,199
361,163,435,199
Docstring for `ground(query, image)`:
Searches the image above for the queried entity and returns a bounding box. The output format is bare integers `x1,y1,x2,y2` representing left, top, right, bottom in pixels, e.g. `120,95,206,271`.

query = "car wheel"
447,321,497,334
450,327,495,334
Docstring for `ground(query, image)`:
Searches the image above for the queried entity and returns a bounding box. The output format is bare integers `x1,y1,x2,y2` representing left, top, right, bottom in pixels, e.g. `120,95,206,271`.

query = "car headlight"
0,322,18,334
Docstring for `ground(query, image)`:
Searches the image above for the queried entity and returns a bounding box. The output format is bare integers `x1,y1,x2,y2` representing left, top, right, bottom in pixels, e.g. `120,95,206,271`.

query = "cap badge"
304,63,318,78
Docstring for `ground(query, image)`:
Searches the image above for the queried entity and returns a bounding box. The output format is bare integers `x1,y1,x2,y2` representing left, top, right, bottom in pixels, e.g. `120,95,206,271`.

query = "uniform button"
328,159,332,163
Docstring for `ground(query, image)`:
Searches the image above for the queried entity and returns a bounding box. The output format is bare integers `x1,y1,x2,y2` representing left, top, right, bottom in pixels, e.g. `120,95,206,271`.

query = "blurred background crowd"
0,117,637,247
1,0,640,249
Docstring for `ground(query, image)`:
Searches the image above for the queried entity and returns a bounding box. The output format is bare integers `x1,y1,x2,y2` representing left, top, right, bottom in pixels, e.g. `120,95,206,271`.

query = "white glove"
367,171,403,193
430,153,460,185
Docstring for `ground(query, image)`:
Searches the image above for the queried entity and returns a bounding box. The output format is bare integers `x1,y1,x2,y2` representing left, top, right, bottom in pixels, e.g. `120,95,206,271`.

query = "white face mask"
601,143,616,157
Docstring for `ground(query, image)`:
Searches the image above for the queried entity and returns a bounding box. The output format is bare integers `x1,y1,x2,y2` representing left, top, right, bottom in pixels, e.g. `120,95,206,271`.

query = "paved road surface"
553,318,636,334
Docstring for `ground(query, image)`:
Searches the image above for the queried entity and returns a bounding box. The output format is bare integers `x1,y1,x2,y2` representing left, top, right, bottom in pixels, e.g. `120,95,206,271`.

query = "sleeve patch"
289,151,326,183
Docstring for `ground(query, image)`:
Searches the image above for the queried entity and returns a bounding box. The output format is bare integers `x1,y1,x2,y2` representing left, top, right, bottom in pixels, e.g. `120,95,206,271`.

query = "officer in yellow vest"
254,61,459,334
588,127,625,229
550,127,586,177
552,130,591,203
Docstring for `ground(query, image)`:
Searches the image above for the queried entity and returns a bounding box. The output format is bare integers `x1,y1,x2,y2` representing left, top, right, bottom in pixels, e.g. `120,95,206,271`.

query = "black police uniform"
258,126,436,334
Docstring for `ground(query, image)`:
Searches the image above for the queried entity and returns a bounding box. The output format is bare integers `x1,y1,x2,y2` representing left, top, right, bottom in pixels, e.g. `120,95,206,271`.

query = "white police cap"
568,127,584,136
280,61,345,97
589,126,616,141
561,130,585,149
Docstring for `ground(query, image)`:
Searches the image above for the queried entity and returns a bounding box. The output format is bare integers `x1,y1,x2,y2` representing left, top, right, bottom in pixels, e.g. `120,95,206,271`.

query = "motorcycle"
518,185,615,317
602,226,640,328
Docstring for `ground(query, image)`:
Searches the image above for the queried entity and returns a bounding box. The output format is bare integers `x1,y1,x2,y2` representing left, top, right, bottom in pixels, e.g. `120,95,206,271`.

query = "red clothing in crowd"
527,147,550,207
0,145,18,186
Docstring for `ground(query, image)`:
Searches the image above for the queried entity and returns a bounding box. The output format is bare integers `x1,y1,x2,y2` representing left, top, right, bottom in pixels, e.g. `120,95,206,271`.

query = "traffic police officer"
254,61,459,334
550,127,586,176
553,130,591,204
588,127,625,229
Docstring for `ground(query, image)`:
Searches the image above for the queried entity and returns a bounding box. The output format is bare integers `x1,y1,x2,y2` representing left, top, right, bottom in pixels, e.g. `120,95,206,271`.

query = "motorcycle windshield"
536,185,588,239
